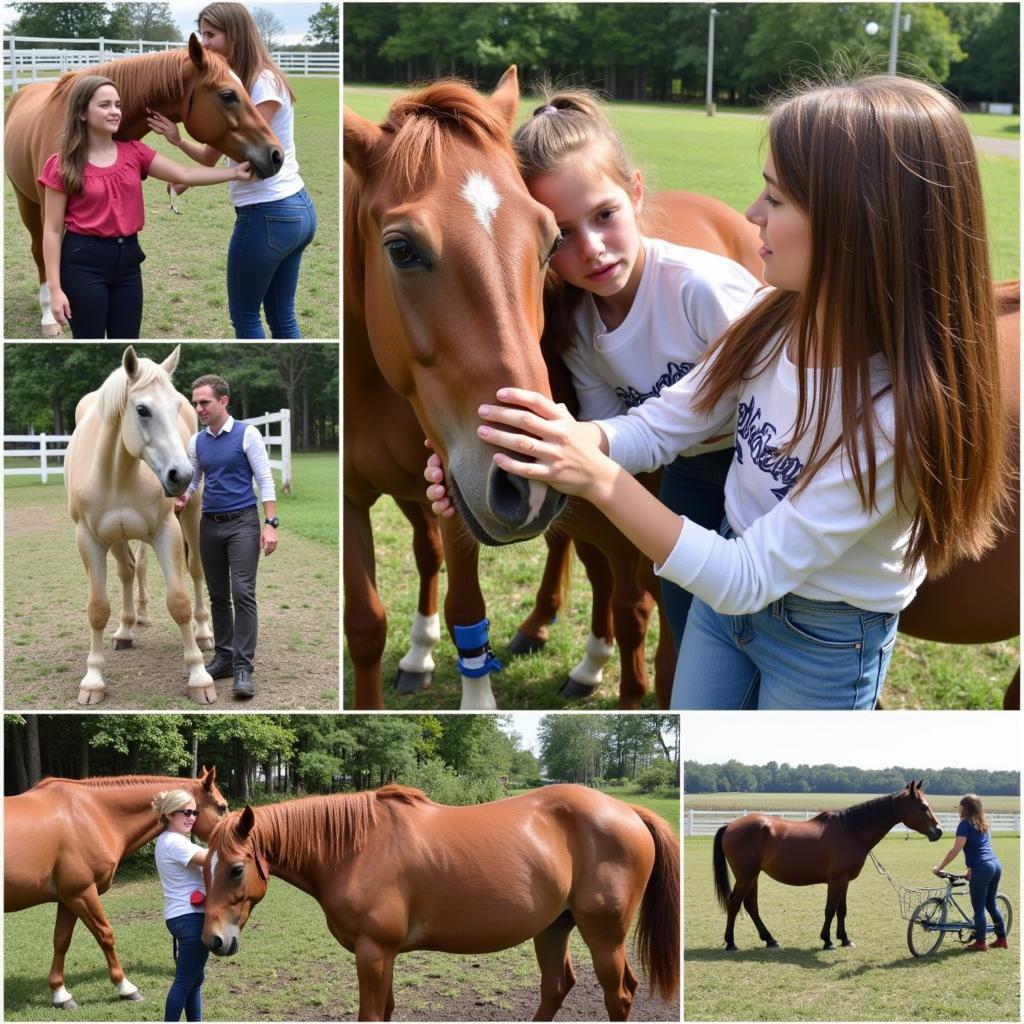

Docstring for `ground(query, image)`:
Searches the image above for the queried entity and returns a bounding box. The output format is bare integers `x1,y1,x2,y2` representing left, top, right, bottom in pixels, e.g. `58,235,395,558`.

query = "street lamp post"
705,7,718,116
887,1,902,75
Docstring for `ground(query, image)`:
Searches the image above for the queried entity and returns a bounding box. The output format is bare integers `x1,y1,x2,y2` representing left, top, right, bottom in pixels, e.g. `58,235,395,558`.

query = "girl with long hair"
146,2,317,338
40,75,252,339
428,74,1008,709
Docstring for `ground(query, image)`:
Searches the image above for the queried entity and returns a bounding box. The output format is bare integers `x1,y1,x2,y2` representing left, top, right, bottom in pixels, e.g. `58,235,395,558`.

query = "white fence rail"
684,807,1021,837
3,409,292,492
4,35,338,90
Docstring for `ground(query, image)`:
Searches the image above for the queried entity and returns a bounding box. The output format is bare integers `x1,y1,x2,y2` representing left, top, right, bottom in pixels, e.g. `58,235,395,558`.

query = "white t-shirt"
562,236,760,455
155,830,206,920
228,69,304,205
598,332,927,615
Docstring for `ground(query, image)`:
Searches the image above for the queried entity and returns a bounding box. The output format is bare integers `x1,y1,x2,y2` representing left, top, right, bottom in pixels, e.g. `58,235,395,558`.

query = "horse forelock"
380,82,515,195
95,358,172,424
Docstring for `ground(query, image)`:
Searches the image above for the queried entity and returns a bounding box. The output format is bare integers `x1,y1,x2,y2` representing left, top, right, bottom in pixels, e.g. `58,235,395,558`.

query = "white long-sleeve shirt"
183,416,277,504
562,237,760,455
597,338,926,615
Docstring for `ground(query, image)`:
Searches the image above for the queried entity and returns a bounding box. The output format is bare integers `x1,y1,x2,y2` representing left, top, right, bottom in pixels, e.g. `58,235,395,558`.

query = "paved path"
972,135,1020,158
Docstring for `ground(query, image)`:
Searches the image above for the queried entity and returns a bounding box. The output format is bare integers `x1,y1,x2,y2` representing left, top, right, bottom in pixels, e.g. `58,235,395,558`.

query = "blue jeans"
969,860,1006,941
658,448,732,650
165,912,208,1022
672,522,898,709
227,188,317,338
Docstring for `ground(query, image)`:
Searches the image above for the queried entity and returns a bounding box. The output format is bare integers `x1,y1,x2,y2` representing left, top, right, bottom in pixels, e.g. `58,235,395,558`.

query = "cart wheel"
908,897,946,956
995,894,1013,937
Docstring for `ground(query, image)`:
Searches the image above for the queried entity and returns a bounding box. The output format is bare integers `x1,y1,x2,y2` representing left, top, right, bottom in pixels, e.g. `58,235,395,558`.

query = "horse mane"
95,357,172,423
813,792,900,832
36,773,204,790
380,79,515,194
49,48,231,118
213,786,433,873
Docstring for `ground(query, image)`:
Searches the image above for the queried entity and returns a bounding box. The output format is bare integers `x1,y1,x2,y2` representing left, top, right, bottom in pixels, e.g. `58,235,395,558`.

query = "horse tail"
713,825,732,912
631,805,680,1002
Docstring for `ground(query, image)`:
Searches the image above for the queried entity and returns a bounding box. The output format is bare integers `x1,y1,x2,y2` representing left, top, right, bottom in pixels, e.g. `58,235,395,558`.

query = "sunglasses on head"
175,809,201,819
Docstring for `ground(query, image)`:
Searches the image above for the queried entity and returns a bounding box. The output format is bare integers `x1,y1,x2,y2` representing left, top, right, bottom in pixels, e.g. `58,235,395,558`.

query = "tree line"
4,713,679,805
344,2,1019,105
3,343,338,452
684,759,1020,795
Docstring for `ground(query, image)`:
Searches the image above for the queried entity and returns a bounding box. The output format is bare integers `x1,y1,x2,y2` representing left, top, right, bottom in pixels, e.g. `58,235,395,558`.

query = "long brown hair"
959,794,990,833
694,74,1006,576
198,2,296,103
57,75,117,195
512,86,643,356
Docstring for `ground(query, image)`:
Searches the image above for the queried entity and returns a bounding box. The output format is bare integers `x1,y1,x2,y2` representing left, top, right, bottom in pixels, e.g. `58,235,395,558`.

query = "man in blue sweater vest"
173,374,278,698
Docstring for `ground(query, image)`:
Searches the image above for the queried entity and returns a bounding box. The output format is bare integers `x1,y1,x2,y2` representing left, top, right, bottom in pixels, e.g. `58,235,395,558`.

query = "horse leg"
354,936,397,1022
820,880,843,950
392,498,442,694
560,539,615,698
109,541,138,650
151,518,215,703
609,560,653,709
49,902,79,1009
75,525,110,704
741,879,779,948
512,530,572,656
135,542,151,626
724,874,756,950
836,885,855,947
60,885,142,1002
531,910,577,1021
13,188,60,337
574,915,634,1021
344,499,387,709
179,501,212,650
439,518,494,710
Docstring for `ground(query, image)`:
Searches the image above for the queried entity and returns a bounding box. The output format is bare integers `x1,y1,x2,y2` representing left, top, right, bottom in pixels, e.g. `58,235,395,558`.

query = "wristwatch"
265,516,280,528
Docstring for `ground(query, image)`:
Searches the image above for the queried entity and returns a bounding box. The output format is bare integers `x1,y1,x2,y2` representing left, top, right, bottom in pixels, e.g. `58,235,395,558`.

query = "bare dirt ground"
4,486,340,711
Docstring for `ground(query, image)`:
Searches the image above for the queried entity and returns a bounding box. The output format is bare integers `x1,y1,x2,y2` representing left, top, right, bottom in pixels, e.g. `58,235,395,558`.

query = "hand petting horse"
203,784,679,1021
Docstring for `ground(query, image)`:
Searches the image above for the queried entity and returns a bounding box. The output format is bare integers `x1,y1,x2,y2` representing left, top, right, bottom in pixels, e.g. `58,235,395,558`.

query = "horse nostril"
167,468,179,484
272,149,283,165
210,935,222,952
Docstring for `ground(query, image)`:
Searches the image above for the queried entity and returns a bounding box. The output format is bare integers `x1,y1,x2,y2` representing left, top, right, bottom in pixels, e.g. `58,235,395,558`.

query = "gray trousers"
199,505,260,671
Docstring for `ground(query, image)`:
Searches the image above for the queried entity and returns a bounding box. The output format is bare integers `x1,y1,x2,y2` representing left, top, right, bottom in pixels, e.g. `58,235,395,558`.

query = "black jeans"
60,231,146,339
199,505,261,671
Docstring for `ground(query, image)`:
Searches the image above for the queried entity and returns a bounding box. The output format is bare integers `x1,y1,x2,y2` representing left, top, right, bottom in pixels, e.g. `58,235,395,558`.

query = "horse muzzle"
450,469,566,546
162,466,193,498
205,929,239,956
247,144,284,179
927,827,943,842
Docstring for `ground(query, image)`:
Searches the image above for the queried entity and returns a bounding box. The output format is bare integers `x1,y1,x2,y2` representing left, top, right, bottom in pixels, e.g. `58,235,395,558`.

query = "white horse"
65,346,215,704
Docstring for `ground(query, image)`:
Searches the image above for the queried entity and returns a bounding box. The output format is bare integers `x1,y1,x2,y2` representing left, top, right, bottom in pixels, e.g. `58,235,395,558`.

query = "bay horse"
712,781,942,951
4,768,228,1011
4,33,283,336
65,345,214,704
202,784,679,1021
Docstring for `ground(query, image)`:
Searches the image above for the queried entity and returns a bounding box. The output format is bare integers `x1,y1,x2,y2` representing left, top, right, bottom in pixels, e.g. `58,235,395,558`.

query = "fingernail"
479,405,491,416
496,389,509,399
477,426,490,438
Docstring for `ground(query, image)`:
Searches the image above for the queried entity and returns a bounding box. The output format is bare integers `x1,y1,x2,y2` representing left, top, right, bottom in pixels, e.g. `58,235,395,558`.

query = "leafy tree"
88,715,191,773
305,2,339,47
636,758,678,793
126,2,182,43
8,2,111,39
251,6,286,49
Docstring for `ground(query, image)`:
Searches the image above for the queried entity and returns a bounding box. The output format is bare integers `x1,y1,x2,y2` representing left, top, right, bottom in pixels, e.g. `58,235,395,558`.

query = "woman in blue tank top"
933,794,1008,951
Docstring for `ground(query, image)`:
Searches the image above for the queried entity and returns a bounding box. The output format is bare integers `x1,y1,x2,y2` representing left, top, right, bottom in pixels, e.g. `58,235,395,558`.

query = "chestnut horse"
4,33,283,336
713,781,942,951
4,768,228,1010
202,784,679,1021
65,345,214,704
344,67,568,710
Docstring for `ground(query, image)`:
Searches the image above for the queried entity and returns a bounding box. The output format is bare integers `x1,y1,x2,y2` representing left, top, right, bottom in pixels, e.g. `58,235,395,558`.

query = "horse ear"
161,345,181,375
491,65,519,130
236,804,256,840
344,108,384,176
187,33,206,71
202,765,217,791
123,346,140,381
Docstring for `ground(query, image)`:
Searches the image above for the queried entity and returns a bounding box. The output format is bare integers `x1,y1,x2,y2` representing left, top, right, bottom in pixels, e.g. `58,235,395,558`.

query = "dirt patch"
4,488,339,710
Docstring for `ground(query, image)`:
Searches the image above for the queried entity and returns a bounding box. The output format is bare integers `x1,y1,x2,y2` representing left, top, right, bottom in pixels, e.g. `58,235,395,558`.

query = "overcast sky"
683,711,1021,772
170,2,322,47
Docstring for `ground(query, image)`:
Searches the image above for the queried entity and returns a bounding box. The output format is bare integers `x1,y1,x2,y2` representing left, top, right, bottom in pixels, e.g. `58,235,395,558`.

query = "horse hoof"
559,677,598,699
394,669,432,694
42,323,61,338
77,687,105,705
822,943,835,951
508,630,546,656
766,940,780,948
841,941,856,948
54,998,78,1011
113,638,133,650
120,992,144,1002
189,685,218,705
724,943,738,951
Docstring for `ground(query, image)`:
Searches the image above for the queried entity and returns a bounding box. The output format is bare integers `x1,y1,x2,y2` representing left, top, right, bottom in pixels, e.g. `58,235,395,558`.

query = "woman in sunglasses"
151,790,210,1021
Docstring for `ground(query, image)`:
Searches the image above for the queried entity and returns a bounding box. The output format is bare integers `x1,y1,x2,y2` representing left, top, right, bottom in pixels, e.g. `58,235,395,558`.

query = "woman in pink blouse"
39,75,253,339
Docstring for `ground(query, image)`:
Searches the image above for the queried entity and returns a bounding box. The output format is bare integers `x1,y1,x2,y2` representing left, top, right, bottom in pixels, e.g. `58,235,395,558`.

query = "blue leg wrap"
454,618,502,678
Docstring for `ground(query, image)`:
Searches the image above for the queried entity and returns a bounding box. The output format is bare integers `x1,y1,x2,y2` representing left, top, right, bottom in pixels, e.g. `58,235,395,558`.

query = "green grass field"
683,792,1021,814
684,833,1020,1021
4,77,339,339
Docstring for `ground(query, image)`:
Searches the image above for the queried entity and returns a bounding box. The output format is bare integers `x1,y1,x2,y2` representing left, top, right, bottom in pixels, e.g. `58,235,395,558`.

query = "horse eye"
219,90,239,103
544,236,563,265
231,863,245,879
384,238,424,270
136,405,151,418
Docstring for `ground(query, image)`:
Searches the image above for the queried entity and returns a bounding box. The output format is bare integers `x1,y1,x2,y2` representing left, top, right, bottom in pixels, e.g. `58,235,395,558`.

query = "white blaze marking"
461,171,501,236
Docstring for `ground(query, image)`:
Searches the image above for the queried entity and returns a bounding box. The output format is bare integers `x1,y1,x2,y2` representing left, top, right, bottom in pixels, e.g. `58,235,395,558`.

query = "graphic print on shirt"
734,394,804,501
615,360,695,409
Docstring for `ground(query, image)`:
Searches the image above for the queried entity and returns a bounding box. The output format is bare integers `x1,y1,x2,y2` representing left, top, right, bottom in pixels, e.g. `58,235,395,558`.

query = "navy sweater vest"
196,424,255,513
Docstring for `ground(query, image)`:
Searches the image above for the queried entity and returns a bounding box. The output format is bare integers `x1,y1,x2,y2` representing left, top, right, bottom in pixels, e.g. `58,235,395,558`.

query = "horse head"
180,34,283,179
202,804,269,957
344,66,567,545
101,345,193,497
192,766,229,841
903,779,942,841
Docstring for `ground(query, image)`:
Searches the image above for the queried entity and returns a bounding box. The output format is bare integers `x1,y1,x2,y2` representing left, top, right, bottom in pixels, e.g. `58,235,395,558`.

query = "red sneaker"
966,940,988,952
991,937,1009,949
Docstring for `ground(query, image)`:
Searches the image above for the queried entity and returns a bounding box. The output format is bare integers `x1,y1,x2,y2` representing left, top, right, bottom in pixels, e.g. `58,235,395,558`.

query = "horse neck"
848,794,904,851
110,52,192,138
91,408,142,489
94,779,188,855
